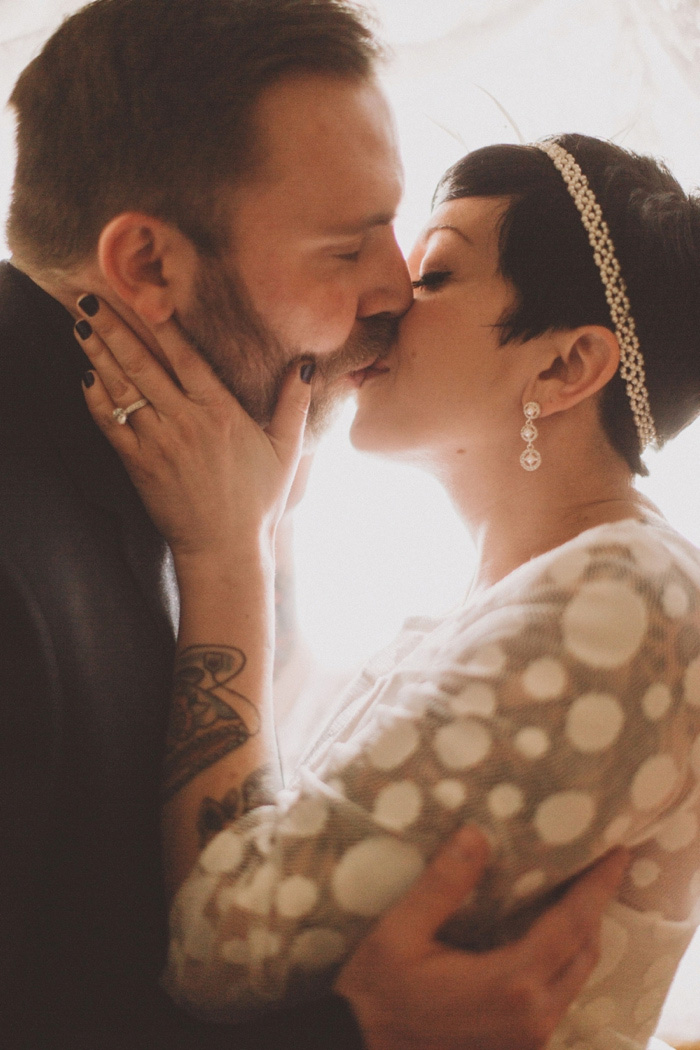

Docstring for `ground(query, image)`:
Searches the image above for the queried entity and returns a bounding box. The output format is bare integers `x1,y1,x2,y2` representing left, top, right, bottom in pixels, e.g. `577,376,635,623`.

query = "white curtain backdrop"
0,0,698,1040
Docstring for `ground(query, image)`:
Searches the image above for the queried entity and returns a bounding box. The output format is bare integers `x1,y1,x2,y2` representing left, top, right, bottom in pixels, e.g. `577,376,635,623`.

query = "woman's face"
350,196,531,463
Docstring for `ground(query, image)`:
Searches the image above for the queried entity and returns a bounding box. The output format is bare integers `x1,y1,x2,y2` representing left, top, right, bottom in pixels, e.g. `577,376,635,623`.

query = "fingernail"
300,361,315,384
75,319,92,340
82,370,95,388
78,294,99,317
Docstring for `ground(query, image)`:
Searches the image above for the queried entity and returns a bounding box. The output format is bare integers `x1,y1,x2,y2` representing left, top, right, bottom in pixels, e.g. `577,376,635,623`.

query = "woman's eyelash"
411,270,451,290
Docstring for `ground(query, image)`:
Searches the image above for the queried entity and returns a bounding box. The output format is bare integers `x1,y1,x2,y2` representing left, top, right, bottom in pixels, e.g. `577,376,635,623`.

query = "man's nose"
357,230,413,320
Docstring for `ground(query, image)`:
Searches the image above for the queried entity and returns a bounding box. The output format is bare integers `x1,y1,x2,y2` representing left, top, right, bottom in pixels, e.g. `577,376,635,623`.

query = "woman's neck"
438,432,651,598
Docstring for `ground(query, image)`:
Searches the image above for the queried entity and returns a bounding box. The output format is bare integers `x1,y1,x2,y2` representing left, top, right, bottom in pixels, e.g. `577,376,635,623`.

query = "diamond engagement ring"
112,398,149,425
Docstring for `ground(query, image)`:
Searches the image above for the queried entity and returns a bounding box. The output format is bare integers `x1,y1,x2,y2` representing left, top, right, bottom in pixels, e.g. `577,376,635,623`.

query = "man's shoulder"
0,262,91,461
0,259,61,316
0,260,75,379
0,260,45,336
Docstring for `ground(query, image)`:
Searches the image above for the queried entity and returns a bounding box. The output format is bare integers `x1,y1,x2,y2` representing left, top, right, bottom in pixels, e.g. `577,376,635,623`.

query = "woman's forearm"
71,296,312,899
162,547,282,897
273,514,301,682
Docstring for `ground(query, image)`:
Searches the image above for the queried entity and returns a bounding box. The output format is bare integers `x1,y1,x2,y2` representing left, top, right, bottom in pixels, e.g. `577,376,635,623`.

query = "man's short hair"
7,0,382,272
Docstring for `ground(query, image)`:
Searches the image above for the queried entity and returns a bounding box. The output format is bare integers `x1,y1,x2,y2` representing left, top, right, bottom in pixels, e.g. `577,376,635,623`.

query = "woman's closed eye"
412,270,451,291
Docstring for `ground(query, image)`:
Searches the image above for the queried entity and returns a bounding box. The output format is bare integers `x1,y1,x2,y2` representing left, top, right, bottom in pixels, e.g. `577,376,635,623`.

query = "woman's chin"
349,409,389,453
349,409,413,458
348,415,381,453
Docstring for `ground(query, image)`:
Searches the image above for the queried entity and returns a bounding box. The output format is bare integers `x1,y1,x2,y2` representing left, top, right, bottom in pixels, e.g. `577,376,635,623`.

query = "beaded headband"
536,139,657,452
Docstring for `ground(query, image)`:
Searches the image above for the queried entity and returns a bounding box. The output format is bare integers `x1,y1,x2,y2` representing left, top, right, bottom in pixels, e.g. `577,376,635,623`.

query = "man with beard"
0,1,622,1047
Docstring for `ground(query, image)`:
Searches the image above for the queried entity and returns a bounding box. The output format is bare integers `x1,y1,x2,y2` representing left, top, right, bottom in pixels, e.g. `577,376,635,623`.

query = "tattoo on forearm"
162,645,261,801
196,764,278,848
197,786,239,847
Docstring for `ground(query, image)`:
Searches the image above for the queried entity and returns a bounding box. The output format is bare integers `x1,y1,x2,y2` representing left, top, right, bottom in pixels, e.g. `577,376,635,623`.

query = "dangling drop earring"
520,402,541,471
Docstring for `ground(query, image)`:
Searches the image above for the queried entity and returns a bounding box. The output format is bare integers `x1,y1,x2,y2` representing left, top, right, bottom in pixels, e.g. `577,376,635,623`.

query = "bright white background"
0,0,699,1041
294,0,700,676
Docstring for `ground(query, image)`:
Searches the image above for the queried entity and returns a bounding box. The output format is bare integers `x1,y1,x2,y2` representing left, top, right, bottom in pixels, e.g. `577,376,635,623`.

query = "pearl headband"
536,139,657,452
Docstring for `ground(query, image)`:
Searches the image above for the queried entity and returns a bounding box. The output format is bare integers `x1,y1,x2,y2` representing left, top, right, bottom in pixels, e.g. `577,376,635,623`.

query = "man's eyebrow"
323,212,396,236
424,223,472,244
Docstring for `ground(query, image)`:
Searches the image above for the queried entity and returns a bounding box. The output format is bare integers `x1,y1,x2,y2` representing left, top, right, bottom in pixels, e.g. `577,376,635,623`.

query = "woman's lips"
349,359,391,387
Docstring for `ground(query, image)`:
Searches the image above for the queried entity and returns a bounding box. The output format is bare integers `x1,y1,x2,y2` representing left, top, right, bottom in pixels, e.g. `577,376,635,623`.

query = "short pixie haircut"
7,0,381,272
435,134,700,475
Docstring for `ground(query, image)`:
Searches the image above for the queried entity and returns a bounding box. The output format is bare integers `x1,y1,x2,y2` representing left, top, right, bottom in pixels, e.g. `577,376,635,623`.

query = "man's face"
176,73,413,440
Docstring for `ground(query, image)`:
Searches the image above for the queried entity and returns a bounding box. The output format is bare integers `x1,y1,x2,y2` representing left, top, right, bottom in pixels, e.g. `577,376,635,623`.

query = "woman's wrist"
173,538,276,590
174,544,276,650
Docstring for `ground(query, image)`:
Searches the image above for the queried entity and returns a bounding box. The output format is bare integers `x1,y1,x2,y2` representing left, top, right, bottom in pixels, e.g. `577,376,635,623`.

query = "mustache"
310,313,399,384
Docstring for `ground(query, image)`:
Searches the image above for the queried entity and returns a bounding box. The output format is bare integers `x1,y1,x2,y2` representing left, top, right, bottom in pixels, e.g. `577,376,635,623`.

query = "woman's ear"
528,326,621,417
96,213,199,324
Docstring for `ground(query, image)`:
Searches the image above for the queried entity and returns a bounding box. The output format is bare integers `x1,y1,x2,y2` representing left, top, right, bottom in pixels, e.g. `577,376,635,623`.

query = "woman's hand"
75,296,312,563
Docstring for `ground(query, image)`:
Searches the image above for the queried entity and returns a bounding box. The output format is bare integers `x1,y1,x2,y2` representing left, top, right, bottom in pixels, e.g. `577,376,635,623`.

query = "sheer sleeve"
163,523,700,1021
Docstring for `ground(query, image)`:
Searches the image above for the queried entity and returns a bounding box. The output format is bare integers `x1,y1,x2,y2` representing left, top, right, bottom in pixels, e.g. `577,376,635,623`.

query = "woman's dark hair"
434,134,700,475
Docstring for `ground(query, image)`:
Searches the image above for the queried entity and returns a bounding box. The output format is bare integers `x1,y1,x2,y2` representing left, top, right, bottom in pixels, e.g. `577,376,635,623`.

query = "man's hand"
335,828,628,1050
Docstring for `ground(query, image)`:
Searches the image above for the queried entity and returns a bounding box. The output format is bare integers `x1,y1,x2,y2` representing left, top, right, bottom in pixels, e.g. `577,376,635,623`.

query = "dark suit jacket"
0,262,362,1050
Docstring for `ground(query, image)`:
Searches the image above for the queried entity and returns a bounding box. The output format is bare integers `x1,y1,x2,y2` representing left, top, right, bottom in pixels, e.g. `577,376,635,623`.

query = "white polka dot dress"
163,519,700,1047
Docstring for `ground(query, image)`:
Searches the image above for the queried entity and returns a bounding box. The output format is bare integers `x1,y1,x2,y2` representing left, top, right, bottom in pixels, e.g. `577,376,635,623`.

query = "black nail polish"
300,361,315,384
82,370,95,388
75,319,92,340
78,294,99,316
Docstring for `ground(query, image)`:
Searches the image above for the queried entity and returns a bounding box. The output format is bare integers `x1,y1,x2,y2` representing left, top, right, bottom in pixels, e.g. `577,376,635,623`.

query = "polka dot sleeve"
163,522,700,1023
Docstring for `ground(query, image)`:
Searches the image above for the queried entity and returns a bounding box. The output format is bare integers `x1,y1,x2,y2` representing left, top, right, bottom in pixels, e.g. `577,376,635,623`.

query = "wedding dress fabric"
165,518,700,1048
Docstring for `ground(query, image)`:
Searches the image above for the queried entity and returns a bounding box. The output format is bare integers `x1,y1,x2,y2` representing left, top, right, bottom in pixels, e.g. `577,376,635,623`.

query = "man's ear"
96,213,199,324
527,326,621,418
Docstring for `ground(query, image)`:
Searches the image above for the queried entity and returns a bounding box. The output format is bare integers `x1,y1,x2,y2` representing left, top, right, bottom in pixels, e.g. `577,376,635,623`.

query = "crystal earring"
520,402,541,471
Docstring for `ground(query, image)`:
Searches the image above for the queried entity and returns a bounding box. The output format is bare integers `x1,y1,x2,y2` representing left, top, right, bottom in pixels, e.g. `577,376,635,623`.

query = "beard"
173,253,398,442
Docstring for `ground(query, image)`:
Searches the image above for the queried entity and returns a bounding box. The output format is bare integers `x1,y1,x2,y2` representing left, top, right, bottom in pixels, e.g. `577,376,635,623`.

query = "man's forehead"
254,76,400,176
231,73,403,235
239,150,403,237
320,212,398,236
